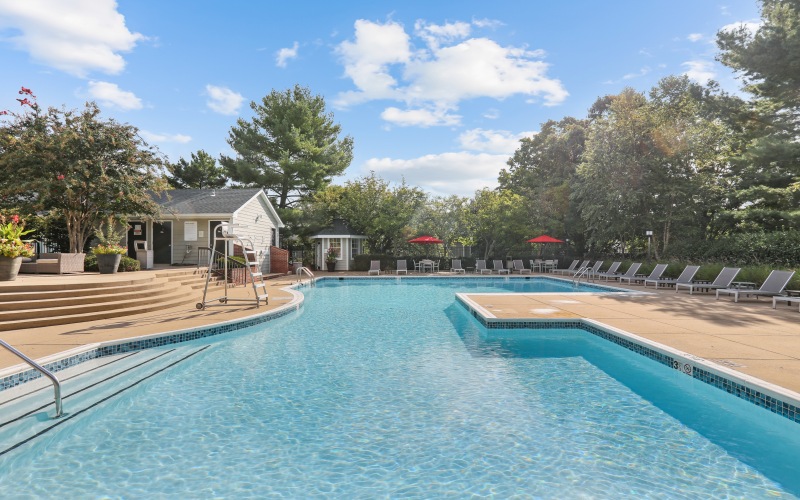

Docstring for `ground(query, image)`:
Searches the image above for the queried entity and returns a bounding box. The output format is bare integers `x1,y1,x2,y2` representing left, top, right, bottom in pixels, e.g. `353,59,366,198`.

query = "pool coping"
456,292,800,424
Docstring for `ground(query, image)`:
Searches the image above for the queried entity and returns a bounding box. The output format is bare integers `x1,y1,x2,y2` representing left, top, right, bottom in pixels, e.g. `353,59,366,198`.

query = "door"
127,221,147,259
152,221,172,264
209,220,227,255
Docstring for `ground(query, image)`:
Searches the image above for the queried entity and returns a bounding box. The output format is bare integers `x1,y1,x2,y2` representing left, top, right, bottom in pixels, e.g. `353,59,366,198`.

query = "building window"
351,239,361,257
271,228,276,247
328,239,342,259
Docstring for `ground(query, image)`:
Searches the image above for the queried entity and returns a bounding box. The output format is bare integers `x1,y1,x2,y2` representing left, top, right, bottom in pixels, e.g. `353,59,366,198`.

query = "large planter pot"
97,253,122,274
0,256,22,281
326,261,337,272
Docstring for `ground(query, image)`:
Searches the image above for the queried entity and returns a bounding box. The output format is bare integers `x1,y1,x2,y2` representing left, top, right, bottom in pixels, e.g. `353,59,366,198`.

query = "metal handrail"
296,266,316,285
572,266,590,284
0,339,62,418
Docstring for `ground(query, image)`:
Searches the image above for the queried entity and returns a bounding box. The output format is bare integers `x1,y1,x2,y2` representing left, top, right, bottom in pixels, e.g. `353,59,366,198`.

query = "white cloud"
140,130,192,144
458,128,535,154
472,18,504,29
276,41,299,68
719,21,760,37
682,60,715,83
483,108,500,120
0,0,143,77
334,19,568,121
622,66,650,80
687,33,703,42
381,106,460,127
87,81,142,110
364,152,506,197
205,84,244,115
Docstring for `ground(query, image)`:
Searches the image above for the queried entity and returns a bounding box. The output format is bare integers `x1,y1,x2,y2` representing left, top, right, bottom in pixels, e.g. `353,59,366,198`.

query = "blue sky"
0,0,760,197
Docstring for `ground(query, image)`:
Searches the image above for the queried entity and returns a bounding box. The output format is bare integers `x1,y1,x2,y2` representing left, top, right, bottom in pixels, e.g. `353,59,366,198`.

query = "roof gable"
154,188,263,215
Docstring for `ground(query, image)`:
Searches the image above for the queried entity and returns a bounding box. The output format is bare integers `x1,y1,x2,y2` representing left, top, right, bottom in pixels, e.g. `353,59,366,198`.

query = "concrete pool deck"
1,271,799,394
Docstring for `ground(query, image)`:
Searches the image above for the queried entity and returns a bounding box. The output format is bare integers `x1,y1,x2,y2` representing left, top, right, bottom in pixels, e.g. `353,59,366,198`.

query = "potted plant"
92,217,127,274
0,214,35,281
325,246,338,272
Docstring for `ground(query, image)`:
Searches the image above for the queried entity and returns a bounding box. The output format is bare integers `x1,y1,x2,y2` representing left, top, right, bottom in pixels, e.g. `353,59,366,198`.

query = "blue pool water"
1,278,799,498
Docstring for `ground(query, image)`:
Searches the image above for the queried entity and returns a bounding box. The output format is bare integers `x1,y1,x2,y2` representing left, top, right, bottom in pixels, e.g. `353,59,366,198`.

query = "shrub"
84,254,140,272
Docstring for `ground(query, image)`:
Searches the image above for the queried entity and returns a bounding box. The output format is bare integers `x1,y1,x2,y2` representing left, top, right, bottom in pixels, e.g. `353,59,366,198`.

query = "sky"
0,0,761,198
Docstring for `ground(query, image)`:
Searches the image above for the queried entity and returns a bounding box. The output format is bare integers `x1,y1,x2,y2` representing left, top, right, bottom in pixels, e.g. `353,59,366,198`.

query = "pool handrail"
0,338,62,418
296,266,316,286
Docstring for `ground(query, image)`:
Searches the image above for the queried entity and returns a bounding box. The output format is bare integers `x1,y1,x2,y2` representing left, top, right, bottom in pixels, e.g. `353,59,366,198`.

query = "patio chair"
396,259,408,275
675,267,740,295
513,259,531,274
493,260,510,274
368,260,381,275
619,263,667,285
644,265,700,289
594,262,621,280
599,262,641,282
530,259,543,272
552,260,586,275
716,270,796,303
475,259,492,274
451,259,465,274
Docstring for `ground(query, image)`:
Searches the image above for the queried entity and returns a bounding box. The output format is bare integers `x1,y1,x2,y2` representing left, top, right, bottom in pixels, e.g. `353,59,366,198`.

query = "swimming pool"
1,278,798,498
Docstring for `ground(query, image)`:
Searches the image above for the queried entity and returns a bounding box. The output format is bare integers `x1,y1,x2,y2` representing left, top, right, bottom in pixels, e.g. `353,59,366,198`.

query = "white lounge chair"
599,263,641,282
552,260,586,275
493,260,510,274
620,263,667,285
675,267,740,294
716,270,795,303
773,295,800,312
451,259,465,274
475,260,492,274
368,260,381,275
396,260,408,275
644,265,700,289
513,259,531,274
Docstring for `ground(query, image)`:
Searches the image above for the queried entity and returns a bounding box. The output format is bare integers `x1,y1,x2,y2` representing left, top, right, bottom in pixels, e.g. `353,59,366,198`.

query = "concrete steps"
0,268,227,331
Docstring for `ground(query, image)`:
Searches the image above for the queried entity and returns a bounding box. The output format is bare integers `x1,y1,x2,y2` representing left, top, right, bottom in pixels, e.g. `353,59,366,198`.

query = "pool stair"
0,343,210,457
0,268,226,331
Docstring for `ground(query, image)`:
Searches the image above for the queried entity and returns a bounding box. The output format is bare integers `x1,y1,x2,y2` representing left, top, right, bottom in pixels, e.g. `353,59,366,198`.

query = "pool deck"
2,271,800,395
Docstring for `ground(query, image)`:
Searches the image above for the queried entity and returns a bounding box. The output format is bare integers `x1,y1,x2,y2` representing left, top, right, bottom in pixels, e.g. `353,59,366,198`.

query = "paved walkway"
2,271,799,395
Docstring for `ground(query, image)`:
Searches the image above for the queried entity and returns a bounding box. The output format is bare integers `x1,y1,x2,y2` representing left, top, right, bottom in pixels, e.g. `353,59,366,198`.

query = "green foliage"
469,188,529,260
221,84,353,209
84,254,140,272
167,150,227,189
92,216,127,254
665,230,800,267
0,88,167,253
0,213,34,258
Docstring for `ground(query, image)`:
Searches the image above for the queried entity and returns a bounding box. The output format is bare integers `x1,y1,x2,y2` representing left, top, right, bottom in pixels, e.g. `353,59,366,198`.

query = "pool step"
0,345,210,457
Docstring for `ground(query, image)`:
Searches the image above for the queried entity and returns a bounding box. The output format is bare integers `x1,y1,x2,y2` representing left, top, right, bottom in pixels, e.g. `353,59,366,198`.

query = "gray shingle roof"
153,188,263,215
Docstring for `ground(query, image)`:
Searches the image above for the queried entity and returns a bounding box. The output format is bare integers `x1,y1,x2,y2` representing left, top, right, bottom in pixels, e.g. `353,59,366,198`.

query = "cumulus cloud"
140,130,192,144
719,21,761,37
458,128,535,154
334,19,568,122
276,41,299,67
687,33,703,42
205,84,244,115
0,0,144,77
381,106,460,127
682,60,715,83
622,66,650,80
87,81,142,110
364,152,506,197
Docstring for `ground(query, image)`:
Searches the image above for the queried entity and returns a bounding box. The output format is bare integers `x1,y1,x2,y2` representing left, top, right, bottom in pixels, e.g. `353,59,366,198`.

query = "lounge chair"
599,262,641,282
675,267,740,295
716,270,795,303
475,259,492,274
368,260,381,275
644,265,700,289
493,260,510,274
620,263,667,285
396,260,408,275
552,260,587,275
583,261,604,278
512,259,531,274
773,295,800,312
451,259,465,274
594,262,621,279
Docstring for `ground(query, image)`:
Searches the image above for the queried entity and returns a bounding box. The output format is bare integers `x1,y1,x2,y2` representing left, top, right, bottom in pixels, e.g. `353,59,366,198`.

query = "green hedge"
84,254,141,272
665,231,800,267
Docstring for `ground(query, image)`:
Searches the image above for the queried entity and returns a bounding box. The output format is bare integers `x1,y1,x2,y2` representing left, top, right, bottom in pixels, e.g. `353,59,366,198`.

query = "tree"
0,88,167,253
221,85,354,210
412,195,472,256
469,189,528,260
167,150,227,189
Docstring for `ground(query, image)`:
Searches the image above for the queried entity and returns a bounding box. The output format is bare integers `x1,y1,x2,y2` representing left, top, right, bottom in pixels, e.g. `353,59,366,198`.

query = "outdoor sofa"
20,253,85,275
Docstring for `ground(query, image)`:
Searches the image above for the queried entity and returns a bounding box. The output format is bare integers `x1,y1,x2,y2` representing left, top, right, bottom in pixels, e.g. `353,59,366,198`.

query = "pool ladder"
296,266,316,286
572,266,592,285
0,339,62,418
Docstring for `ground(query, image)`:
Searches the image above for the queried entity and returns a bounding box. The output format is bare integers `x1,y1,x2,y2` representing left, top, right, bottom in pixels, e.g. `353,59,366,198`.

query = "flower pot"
0,256,22,281
326,261,337,272
97,254,122,274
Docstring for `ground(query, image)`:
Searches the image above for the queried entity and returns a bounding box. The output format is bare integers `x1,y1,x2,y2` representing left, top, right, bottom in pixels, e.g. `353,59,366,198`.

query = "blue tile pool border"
455,294,800,425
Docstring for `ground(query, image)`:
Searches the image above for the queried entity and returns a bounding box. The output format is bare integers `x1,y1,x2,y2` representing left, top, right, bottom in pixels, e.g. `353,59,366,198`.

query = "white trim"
232,190,285,228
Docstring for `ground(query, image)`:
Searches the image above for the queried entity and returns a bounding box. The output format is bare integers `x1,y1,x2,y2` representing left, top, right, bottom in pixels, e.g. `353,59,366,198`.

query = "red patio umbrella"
526,234,564,257
408,235,443,244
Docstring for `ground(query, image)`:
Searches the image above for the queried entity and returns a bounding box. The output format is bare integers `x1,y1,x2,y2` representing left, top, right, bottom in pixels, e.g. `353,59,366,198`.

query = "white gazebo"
311,218,367,271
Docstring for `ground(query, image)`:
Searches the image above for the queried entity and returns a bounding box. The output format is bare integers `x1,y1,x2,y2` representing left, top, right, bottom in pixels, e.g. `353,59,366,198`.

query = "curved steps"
0,268,226,331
